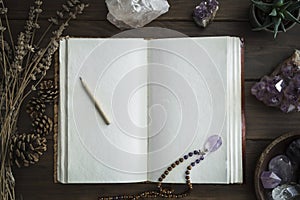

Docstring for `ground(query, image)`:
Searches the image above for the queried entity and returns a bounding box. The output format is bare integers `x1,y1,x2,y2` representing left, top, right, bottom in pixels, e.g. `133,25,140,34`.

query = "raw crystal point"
269,155,293,184
286,139,300,164
106,0,170,29
204,135,222,153
260,171,282,189
193,0,219,28
251,50,300,113
272,184,300,200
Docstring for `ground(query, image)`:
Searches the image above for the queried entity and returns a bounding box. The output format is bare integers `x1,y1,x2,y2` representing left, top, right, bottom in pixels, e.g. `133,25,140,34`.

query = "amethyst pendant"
204,135,222,153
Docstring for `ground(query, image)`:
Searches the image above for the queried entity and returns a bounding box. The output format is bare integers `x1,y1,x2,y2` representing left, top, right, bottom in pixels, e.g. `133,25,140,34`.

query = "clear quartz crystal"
106,0,170,29
204,135,222,153
272,184,300,200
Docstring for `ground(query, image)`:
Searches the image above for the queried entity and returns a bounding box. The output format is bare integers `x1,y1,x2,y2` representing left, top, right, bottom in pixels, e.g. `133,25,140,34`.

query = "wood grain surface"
12,0,300,199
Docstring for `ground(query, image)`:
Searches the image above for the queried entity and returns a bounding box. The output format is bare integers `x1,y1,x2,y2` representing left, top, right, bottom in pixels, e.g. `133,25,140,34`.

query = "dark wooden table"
10,0,300,199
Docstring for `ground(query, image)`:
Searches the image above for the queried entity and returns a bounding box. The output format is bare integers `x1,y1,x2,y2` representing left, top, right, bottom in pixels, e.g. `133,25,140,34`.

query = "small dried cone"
26,97,46,118
9,133,47,168
38,80,58,103
32,114,53,136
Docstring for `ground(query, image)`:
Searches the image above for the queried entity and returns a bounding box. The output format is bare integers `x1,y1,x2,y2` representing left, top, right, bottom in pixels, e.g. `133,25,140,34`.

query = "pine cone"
10,133,47,168
38,80,58,103
26,97,46,118
32,114,53,136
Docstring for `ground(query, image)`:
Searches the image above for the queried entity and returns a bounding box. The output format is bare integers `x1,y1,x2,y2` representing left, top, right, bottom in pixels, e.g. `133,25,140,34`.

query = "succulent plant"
251,0,300,38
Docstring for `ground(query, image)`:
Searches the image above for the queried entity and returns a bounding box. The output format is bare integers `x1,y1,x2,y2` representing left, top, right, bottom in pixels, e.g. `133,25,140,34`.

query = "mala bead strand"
98,135,223,200
99,150,206,200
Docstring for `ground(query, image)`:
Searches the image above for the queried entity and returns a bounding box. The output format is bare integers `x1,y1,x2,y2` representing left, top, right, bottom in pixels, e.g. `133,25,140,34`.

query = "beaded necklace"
99,135,222,200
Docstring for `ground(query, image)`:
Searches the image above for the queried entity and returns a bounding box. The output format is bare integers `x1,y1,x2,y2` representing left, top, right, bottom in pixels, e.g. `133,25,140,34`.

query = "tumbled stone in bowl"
269,155,293,184
260,171,282,189
286,139,300,164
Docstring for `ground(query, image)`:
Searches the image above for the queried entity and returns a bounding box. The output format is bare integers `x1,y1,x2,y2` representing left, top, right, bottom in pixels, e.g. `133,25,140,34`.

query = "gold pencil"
79,77,110,125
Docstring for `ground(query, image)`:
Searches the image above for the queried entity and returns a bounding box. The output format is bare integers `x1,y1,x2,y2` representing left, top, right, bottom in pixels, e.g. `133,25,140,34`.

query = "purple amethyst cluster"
251,50,300,113
193,0,219,28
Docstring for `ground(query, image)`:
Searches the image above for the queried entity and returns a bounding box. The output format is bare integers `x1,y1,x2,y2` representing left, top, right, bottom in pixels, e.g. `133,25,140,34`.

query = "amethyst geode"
193,0,219,28
251,50,300,113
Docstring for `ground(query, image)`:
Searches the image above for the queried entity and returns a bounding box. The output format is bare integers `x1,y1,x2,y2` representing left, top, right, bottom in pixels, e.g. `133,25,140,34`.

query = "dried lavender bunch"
0,1,88,200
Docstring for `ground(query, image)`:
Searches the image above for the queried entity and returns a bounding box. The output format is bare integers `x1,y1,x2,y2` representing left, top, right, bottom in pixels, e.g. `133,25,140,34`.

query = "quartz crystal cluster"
193,0,219,28
105,0,170,29
260,138,300,200
252,50,300,113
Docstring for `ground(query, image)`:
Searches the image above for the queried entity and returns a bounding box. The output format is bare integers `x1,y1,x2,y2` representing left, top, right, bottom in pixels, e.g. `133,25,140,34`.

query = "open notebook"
58,37,244,184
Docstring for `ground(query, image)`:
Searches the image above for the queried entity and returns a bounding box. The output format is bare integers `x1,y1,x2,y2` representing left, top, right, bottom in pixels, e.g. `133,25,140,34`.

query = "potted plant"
249,0,300,38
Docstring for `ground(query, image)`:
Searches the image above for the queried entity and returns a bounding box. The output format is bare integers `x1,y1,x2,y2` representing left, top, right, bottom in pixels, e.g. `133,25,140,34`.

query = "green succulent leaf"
278,11,285,19
284,10,300,24
281,1,293,11
252,21,274,31
287,2,300,12
273,17,282,38
251,0,273,7
280,22,286,32
269,8,278,16
273,0,284,7
251,0,274,12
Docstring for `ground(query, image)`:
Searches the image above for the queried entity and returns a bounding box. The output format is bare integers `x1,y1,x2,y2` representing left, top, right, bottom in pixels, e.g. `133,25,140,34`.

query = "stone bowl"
254,132,300,200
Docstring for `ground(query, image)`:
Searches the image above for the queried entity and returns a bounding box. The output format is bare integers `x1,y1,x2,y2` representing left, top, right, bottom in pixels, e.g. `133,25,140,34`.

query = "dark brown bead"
185,170,190,175
161,174,166,179
187,165,192,170
171,163,176,168
168,167,172,171
185,176,190,180
164,170,169,175
175,161,180,165
158,178,162,182
179,158,184,162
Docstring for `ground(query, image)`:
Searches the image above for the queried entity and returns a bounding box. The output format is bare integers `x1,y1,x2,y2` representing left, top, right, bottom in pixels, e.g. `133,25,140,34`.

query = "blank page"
58,38,148,183
147,37,242,183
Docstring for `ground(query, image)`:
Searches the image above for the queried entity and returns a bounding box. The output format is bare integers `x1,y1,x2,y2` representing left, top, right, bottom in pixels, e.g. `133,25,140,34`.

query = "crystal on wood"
252,50,300,113
193,0,219,28
106,0,170,29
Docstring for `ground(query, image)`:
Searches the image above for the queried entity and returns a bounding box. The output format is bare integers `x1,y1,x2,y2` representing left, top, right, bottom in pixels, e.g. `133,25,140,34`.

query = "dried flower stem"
0,1,14,56
0,1,88,200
